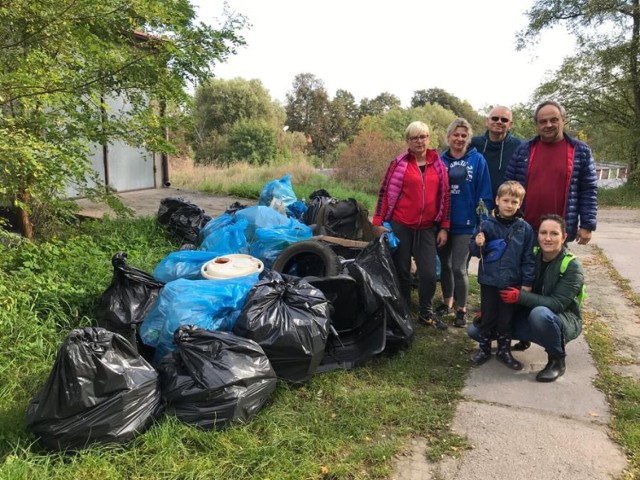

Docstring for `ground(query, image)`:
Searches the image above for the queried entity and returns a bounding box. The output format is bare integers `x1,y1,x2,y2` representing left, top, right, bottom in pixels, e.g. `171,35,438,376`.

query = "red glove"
499,287,520,304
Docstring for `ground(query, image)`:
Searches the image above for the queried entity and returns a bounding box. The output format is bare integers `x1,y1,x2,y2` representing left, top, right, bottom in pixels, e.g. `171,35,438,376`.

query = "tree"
410,88,484,133
191,78,284,164
328,89,361,143
359,92,401,117
0,0,246,238
518,0,640,175
284,73,332,156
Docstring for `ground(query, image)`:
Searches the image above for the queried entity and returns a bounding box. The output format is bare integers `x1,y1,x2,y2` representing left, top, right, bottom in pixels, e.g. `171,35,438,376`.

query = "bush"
334,131,404,194
226,119,278,165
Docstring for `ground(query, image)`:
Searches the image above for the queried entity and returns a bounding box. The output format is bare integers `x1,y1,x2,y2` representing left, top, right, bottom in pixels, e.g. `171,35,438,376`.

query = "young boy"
469,180,535,369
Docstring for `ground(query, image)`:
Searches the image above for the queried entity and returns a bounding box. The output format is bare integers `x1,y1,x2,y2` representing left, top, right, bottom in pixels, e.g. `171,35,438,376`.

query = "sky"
191,1,576,112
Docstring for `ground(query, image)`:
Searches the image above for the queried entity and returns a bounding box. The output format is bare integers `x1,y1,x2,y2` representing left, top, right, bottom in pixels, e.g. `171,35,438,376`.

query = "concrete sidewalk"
394,243,631,480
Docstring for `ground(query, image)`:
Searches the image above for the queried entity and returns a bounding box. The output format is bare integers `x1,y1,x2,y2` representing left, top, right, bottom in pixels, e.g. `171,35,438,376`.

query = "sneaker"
454,310,466,328
416,314,448,330
435,304,451,318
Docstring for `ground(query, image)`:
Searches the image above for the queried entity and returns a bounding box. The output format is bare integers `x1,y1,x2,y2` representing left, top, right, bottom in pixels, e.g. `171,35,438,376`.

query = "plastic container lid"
201,254,264,280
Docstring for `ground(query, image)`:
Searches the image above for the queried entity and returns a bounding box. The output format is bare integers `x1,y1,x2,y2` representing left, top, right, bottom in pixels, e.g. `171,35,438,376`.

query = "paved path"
77,190,635,479
394,211,637,479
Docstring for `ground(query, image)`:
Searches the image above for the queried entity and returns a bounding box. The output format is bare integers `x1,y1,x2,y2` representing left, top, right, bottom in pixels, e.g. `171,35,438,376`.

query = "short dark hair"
533,101,567,122
538,214,566,234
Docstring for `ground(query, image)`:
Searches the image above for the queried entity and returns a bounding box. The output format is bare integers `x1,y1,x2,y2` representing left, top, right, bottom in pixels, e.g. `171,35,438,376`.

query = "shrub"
334,131,404,194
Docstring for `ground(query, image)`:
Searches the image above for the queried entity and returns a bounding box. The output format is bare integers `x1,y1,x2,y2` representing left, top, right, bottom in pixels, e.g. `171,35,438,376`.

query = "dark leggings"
390,221,437,317
479,285,520,336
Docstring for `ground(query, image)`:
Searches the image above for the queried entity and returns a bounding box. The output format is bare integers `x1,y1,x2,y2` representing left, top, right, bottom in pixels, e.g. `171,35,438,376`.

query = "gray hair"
534,101,567,122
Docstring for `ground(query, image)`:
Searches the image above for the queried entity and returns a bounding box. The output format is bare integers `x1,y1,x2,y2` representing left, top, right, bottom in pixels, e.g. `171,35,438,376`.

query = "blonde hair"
405,121,430,140
496,180,526,201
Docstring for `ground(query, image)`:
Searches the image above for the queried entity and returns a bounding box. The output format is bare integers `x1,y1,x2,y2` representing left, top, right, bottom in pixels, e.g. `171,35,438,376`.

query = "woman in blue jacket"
438,118,493,327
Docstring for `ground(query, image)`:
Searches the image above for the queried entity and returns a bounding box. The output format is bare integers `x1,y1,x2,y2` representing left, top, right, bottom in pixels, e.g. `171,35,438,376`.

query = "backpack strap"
558,252,587,307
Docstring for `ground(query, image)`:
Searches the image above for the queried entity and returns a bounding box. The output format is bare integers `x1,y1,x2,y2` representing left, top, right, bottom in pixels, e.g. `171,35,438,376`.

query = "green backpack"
560,252,588,308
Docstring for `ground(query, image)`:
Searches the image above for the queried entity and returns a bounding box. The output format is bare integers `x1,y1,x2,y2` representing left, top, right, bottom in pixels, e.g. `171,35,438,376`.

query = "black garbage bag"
234,271,330,385
157,196,209,243
97,252,165,331
25,327,162,451
348,236,414,350
157,326,277,430
302,189,333,226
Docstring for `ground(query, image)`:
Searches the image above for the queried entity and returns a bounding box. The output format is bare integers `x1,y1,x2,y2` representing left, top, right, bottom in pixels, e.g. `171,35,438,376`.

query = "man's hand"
576,228,592,245
499,287,520,304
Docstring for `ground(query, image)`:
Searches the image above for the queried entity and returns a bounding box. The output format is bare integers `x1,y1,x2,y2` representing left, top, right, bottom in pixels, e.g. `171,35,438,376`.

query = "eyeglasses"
490,116,510,123
409,134,429,142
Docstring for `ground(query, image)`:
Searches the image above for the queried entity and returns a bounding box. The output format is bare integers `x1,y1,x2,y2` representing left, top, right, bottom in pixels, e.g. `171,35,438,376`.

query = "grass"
0,214,478,479
582,247,640,478
598,182,640,208
169,158,378,211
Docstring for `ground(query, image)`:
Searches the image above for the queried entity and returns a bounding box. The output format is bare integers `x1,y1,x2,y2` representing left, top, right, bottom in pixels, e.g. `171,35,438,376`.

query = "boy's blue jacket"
440,147,493,235
470,213,536,289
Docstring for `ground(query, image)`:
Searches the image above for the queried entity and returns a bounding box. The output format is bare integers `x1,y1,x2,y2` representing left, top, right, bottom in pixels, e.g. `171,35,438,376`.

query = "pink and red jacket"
373,149,450,230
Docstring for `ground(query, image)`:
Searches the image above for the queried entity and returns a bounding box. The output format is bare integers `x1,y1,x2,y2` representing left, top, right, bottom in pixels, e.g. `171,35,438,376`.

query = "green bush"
226,119,278,165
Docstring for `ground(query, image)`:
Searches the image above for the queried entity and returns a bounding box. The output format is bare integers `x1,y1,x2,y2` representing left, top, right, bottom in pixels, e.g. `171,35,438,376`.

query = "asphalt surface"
76,190,634,479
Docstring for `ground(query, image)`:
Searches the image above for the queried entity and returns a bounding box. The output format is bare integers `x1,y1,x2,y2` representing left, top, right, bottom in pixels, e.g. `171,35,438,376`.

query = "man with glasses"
471,105,523,199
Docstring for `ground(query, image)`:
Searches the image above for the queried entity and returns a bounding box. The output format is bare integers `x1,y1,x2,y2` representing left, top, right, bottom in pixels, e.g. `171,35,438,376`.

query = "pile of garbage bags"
26,174,413,451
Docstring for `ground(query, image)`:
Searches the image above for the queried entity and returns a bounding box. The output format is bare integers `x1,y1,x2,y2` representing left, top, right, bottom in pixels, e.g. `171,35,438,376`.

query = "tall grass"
169,157,379,210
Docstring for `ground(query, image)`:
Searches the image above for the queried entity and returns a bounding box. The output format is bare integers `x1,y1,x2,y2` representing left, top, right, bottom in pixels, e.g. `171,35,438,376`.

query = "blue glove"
382,221,399,249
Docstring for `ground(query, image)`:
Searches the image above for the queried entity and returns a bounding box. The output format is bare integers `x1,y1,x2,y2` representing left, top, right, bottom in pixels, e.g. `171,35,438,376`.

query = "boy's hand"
499,287,520,304
521,286,532,293
475,232,485,247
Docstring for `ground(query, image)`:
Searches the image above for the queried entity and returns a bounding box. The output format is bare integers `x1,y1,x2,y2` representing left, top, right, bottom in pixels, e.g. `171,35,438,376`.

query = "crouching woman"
468,214,585,382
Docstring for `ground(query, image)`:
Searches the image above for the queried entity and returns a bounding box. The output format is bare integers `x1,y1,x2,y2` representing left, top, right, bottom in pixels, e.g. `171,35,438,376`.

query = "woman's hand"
521,286,532,293
437,229,448,247
475,232,485,247
373,224,390,238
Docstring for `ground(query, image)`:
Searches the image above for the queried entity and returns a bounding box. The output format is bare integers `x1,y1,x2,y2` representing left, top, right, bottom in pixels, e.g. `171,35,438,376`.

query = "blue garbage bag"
198,213,235,245
250,223,313,268
153,250,219,283
199,216,249,254
257,175,297,209
139,276,259,364
286,200,307,220
235,206,292,243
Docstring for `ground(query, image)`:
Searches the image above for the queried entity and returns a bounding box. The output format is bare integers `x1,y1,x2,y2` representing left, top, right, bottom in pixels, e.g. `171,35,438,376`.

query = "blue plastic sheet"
199,216,249,254
152,250,218,283
139,276,259,364
250,223,313,268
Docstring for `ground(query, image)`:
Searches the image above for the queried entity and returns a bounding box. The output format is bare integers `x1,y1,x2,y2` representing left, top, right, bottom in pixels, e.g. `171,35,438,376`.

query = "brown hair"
538,213,567,234
496,180,526,201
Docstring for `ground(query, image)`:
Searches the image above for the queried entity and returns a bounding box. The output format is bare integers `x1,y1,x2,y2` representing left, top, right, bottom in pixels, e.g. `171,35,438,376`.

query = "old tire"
271,240,341,277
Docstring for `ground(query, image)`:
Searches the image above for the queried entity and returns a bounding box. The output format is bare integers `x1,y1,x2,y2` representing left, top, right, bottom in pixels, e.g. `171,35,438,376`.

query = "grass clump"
0,216,475,479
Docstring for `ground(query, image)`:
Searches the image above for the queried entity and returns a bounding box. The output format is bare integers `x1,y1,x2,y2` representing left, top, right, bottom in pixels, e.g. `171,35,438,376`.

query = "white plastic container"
201,254,264,280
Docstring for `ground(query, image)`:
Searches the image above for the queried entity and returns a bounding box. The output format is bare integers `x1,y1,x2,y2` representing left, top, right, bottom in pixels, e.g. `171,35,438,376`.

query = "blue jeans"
467,306,566,356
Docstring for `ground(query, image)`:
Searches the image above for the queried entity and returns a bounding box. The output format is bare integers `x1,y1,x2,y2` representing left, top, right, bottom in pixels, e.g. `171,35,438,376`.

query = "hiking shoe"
416,314,448,330
454,310,466,328
435,304,451,318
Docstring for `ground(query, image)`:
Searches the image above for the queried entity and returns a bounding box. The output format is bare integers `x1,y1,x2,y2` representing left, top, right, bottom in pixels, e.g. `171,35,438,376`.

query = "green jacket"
517,246,584,342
